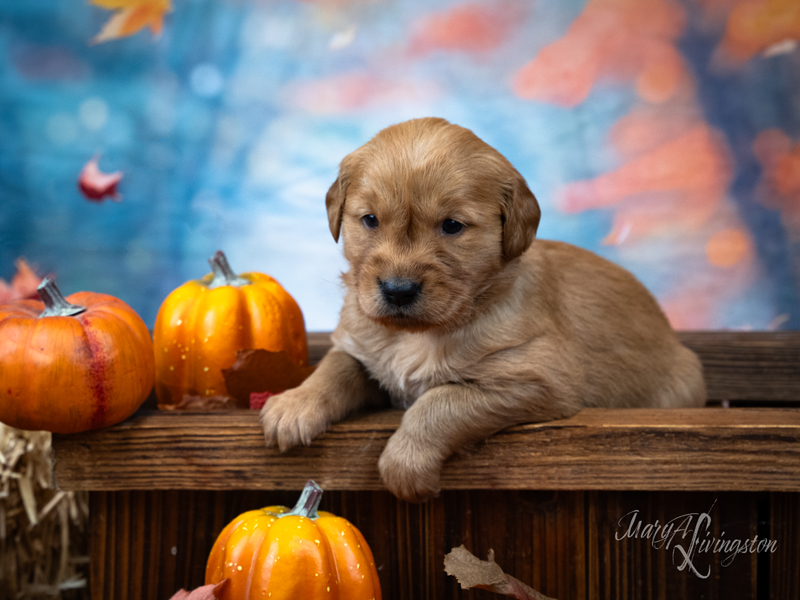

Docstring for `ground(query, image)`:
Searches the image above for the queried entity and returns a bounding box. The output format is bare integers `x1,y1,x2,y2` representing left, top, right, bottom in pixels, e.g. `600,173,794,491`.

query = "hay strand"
0,423,89,599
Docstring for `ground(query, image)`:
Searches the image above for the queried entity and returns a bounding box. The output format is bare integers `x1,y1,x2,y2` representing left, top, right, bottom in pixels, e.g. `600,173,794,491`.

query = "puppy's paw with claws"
260,387,331,452
378,431,444,503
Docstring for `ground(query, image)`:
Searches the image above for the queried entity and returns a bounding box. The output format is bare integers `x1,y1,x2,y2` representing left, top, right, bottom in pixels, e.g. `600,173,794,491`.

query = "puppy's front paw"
260,387,331,452
378,432,444,503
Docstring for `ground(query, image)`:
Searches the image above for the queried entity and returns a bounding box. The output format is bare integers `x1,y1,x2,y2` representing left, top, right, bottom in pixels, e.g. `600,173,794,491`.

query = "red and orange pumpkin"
153,251,308,408
0,278,154,433
206,480,381,600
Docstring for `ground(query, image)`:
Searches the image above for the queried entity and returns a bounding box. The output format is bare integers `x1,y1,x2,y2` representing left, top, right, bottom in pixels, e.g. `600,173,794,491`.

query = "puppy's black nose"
379,278,421,307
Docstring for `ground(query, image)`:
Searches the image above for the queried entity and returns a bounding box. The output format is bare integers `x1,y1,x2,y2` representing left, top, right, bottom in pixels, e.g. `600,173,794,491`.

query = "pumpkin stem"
280,480,324,520
37,278,87,318
207,250,250,289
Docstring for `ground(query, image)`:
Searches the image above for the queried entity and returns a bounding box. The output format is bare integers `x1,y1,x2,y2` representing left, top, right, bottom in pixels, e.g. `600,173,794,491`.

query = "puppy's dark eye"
361,214,379,229
441,219,464,235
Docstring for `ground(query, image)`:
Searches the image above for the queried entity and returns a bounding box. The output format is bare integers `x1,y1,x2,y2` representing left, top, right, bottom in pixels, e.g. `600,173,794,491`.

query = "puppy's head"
327,117,540,331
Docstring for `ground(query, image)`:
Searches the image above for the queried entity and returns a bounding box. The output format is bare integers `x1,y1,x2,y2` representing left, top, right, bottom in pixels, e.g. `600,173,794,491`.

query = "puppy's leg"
378,382,562,502
260,350,388,451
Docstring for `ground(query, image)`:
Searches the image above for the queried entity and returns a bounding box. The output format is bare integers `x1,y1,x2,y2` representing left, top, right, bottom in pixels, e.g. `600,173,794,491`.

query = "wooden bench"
52,332,800,600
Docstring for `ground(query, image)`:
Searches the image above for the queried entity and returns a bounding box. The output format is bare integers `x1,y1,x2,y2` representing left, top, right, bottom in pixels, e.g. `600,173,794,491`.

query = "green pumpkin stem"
37,278,86,318
280,480,324,520
207,250,249,289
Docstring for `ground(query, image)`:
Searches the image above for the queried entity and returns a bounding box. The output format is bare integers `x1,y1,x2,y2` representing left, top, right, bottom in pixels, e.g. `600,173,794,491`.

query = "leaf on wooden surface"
444,545,557,600
223,349,315,405
161,395,240,411
249,390,275,410
168,579,228,600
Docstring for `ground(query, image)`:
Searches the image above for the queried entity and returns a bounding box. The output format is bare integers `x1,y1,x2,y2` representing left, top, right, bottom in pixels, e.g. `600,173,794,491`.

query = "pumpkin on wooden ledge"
206,480,381,600
153,250,308,408
0,278,154,434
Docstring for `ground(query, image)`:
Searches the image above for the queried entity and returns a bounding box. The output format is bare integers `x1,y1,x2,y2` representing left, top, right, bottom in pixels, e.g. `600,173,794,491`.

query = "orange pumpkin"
206,480,382,600
0,278,154,434
153,251,308,408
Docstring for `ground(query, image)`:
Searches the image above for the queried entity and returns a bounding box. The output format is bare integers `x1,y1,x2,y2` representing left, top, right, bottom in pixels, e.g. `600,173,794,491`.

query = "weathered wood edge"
676,331,800,401
53,407,800,492
311,331,800,402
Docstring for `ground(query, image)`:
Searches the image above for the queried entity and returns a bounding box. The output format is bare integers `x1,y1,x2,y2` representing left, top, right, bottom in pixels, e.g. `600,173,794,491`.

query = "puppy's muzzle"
379,278,421,307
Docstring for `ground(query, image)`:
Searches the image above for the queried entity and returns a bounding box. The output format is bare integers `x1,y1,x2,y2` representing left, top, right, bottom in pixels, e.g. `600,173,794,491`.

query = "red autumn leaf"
512,0,688,107
249,390,275,410
78,156,123,202
223,349,316,407
0,259,45,304
409,2,524,55
168,579,229,600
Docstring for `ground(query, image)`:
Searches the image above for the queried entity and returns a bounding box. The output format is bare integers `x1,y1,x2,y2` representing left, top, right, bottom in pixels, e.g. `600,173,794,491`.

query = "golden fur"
261,117,706,502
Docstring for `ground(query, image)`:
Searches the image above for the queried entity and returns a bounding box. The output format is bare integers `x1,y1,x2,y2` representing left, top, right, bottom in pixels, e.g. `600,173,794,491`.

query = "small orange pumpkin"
153,251,308,408
206,480,382,600
0,278,154,434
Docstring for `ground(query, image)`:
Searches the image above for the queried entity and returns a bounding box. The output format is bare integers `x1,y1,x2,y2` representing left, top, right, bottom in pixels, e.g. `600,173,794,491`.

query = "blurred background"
1,0,799,331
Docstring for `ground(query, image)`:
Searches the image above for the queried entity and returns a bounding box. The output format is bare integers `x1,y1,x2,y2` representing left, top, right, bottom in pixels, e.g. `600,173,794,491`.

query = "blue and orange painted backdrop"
1,0,799,331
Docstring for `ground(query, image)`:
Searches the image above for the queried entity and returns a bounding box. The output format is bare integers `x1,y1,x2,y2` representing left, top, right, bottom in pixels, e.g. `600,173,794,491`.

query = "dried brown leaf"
223,349,316,406
444,545,557,600
161,395,240,411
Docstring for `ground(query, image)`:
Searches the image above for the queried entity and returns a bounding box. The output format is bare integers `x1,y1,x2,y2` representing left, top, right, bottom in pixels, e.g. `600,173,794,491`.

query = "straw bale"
0,424,89,599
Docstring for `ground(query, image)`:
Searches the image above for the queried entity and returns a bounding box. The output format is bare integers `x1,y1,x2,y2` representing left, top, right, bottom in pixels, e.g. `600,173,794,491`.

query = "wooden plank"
307,331,332,365
89,492,108,600
677,331,800,402
53,408,800,492
587,491,762,599
308,331,800,402
88,489,792,600
770,492,800,600
87,489,588,600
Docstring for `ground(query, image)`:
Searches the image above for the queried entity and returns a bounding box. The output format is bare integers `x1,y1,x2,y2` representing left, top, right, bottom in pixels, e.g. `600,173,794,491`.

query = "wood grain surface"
69,331,800,599
88,489,799,600
53,408,800,492
311,331,800,401
675,331,800,401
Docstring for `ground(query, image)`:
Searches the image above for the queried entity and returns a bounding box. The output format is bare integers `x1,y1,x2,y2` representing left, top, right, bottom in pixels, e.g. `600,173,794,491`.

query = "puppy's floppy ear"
325,175,347,243
500,169,541,260
325,151,360,243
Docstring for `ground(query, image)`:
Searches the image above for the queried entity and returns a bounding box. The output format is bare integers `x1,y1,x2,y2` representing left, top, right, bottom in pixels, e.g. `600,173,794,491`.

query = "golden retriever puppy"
260,117,706,502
